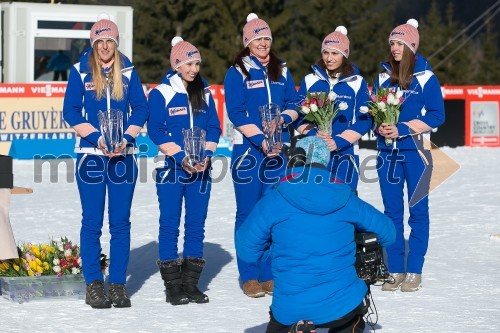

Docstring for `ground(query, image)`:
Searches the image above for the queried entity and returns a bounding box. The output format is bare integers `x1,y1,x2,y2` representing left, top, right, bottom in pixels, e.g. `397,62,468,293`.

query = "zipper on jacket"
106,78,111,111
235,147,251,170
187,92,194,129
264,72,272,105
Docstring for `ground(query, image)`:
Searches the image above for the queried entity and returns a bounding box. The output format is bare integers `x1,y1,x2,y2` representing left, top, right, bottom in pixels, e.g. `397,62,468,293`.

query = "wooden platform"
10,187,33,194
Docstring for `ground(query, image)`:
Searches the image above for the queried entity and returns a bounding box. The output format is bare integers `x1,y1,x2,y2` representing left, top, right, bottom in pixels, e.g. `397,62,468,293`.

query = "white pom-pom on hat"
407,18,418,29
171,36,184,47
335,26,348,35
247,13,259,22
97,13,111,21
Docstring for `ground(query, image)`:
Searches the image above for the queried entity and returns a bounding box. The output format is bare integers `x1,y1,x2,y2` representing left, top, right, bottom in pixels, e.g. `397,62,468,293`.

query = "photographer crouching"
236,136,395,333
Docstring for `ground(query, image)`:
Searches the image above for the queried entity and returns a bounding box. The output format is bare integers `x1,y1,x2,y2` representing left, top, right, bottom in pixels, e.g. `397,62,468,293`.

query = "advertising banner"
1,84,499,158
470,101,499,146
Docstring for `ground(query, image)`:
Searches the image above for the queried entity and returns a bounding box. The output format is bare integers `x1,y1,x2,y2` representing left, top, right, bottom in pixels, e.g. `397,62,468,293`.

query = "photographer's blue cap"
296,136,330,167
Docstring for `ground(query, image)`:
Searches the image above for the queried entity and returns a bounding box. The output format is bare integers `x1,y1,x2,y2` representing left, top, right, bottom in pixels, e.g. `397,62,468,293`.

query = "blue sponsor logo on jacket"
247,80,265,89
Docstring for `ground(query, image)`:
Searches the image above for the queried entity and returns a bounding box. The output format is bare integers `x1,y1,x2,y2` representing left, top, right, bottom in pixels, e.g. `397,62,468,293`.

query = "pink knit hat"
170,37,201,70
321,26,350,58
90,13,119,47
389,19,419,54
242,13,272,47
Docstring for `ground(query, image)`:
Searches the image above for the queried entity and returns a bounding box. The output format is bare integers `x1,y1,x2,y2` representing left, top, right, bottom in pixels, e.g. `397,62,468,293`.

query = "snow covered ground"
2,147,500,333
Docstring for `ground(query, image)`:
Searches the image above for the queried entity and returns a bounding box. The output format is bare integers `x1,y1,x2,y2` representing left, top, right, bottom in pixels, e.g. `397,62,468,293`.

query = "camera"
355,232,388,285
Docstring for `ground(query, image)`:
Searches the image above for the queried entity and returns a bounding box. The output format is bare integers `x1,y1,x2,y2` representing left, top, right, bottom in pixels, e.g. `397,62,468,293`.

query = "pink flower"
382,97,387,102
370,95,377,102
317,99,324,108
310,98,317,105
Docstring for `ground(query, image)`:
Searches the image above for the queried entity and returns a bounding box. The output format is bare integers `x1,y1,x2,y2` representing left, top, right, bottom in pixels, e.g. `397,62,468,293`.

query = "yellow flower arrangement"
0,238,83,277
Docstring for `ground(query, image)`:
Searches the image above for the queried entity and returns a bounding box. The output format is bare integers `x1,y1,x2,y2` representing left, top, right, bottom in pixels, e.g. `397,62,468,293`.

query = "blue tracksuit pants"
231,144,286,283
328,153,359,191
377,149,432,274
156,166,211,261
76,153,137,285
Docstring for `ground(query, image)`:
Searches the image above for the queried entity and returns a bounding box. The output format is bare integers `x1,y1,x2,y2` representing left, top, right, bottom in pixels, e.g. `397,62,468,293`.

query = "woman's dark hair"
233,47,283,82
186,73,205,112
316,55,354,78
388,44,415,90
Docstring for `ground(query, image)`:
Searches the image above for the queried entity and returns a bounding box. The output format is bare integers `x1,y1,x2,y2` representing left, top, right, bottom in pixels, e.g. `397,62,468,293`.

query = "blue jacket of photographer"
236,165,396,325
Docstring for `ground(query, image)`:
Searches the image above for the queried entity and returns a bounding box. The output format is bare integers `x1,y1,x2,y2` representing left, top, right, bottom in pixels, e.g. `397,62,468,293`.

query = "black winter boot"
182,257,209,303
157,259,189,305
108,283,131,308
85,280,112,309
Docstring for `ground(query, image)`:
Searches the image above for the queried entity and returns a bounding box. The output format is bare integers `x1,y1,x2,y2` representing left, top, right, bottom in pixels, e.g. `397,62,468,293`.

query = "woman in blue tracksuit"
224,13,300,298
297,26,372,191
374,19,445,292
63,14,148,309
236,136,395,333
147,37,221,305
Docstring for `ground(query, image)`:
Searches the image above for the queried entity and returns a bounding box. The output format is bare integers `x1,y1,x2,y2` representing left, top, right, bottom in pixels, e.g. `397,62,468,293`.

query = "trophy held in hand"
259,103,283,155
182,126,207,173
97,109,124,153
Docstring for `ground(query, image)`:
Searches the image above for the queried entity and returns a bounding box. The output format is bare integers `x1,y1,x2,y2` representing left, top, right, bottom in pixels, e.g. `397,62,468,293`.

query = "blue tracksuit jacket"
297,64,372,155
63,48,149,153
373,54,445,150
224,55,300,147
147,70,221,260
236,166,395,325
297,65,372,189
147,70,222,168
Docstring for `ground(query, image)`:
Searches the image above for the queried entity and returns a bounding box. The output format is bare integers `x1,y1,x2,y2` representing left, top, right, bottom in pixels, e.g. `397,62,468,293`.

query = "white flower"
64,249,72,257
395,90,403,99
310,104,318,112
338,102,348,110
53,265,61,273
71,267,80,275
53,258,60,265
301,106,310,114
387,94,395,105
359,106,369,114
377,101,387,110
58,245,64,251
328,92,337,101
391,97,400,106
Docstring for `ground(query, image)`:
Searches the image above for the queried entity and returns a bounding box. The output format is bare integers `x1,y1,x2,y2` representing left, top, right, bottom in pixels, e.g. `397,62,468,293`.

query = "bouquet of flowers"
361,87,404,146
298,91,348,135
0,237,108,277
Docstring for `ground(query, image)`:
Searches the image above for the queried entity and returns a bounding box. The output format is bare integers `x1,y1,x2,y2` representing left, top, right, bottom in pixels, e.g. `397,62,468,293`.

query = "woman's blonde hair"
90,41,124,101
